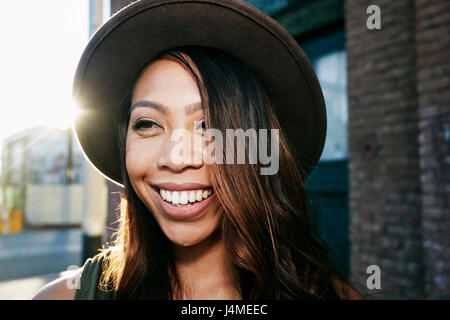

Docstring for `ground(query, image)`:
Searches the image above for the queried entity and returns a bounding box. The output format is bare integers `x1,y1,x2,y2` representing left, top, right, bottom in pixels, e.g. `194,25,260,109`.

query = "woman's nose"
157,129,203,173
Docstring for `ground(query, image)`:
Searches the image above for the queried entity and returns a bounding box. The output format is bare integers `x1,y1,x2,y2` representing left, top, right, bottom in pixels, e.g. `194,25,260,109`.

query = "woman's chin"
162,223,220,248
166,233,208,247
154,203,222,248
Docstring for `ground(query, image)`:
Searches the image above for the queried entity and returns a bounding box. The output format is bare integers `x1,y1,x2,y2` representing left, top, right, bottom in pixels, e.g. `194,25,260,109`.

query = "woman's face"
126,55,221,247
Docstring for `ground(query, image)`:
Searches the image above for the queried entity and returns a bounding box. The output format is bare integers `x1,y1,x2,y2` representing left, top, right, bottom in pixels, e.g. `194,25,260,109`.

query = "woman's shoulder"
33,251,113,300
32,267,83,300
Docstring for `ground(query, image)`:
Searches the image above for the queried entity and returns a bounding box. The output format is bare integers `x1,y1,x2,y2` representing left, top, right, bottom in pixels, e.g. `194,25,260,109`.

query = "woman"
34,0,362,300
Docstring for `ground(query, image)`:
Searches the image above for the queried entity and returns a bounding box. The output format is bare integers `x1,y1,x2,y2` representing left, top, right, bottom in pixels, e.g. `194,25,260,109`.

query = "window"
302,30,348,161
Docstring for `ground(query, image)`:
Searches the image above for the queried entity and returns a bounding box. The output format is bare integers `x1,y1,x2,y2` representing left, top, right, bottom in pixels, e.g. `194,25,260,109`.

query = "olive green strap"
74,253,115,300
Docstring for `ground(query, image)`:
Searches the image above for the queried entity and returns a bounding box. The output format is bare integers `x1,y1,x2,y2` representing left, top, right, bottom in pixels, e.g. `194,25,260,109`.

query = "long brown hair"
100,45,356,299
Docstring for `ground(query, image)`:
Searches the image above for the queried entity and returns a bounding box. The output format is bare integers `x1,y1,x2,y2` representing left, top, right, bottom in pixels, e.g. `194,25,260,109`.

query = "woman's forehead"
131,56,201,110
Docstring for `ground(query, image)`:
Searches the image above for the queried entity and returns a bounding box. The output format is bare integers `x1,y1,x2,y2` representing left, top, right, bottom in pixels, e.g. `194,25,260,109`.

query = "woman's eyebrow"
130,100,202,116
130,100,168,115
184,101,203,115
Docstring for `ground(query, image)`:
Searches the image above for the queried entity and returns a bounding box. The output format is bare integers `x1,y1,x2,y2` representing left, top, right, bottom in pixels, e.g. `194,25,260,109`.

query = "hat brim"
73,0,326,186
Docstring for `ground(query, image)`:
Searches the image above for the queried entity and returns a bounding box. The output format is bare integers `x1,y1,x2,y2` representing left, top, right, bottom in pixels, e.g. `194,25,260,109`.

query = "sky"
0,0,90,144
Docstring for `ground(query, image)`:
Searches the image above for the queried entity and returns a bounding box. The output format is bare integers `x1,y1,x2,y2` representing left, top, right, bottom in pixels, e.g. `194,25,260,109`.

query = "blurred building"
1,126,85,227
2,127,84,185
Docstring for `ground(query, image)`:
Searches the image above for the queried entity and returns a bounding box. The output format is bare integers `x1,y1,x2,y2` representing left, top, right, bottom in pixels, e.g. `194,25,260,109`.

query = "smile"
151,183,216,220
159,188,213,206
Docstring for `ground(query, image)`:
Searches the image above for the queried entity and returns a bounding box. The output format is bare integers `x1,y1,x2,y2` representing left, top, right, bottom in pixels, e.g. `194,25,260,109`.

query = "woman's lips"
154,182,211,191
151,185,216,220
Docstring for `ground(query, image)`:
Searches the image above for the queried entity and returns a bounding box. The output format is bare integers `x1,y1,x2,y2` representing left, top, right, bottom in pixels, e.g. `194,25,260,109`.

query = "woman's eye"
195,120,206,131
132,119,162,132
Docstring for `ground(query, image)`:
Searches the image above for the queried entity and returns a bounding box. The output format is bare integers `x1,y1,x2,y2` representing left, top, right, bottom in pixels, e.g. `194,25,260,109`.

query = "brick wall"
415,0,450,299
346,0,450,299
346,0,424,299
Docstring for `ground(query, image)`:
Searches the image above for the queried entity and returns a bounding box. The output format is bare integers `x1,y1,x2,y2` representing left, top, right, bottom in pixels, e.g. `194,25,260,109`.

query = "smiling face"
126,55,222,247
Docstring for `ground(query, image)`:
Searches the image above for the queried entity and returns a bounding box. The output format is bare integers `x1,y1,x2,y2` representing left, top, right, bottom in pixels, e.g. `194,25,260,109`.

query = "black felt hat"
72,0,327,185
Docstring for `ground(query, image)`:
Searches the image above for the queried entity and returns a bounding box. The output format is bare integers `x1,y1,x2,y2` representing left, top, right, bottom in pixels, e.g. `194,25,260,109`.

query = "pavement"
0,229,82,299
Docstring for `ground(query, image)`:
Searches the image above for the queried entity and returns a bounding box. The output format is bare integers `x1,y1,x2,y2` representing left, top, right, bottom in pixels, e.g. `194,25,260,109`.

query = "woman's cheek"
126,138,157,179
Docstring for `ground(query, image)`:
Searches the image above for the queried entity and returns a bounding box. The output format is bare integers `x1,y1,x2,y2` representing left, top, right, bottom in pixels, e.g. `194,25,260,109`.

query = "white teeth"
188,191,196,203
179,191,188,205
158,187,213,205
171,191,179,205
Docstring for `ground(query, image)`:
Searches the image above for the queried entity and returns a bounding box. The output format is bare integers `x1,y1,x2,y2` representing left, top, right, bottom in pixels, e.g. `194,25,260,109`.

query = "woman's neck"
172,230,241,300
